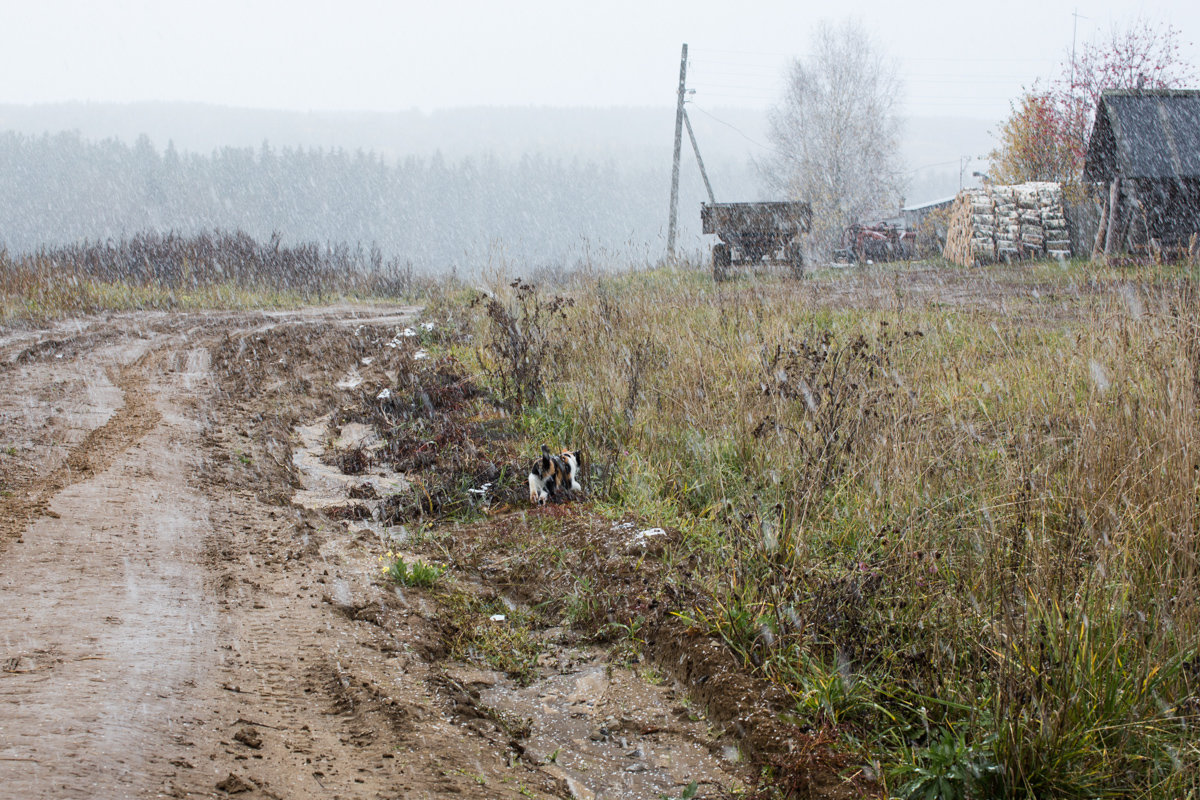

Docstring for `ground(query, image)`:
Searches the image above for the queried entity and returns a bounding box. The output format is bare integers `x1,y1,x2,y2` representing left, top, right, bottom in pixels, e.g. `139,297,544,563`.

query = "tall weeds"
472,279,574,409
0,230,421,323
475,264,1200,798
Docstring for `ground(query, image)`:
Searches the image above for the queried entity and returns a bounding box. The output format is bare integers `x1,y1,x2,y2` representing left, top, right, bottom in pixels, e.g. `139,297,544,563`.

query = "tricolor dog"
527,445,581,505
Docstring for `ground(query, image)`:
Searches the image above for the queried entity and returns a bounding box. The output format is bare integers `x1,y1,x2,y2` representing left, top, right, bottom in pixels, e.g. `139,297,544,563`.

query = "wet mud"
0,305,800,800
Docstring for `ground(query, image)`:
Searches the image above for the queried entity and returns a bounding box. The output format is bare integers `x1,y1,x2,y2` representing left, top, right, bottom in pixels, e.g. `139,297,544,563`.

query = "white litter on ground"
630,527,667,546
385,328,417,348
376,388,391,400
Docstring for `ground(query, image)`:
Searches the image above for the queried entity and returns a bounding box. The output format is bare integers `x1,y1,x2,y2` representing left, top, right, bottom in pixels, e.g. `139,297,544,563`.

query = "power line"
688,104,780,155
693,46,1059,65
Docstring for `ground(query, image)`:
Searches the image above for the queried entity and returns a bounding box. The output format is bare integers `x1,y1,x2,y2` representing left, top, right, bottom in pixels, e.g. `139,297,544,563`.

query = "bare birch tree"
765,20,904,258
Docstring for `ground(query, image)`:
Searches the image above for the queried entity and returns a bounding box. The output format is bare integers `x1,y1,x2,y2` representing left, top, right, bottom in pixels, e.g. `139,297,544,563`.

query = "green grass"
440,590,543,685
379,552,446,588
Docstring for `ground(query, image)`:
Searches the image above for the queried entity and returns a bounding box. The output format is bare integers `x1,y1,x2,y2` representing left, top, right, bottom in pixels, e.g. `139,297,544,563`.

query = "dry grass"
466,260,1200,798
0,230,423,324
9,233,1194,796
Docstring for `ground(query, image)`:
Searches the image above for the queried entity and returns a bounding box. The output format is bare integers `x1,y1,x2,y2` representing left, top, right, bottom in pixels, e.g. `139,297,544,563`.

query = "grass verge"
0,230,426,324
458,260,1200,798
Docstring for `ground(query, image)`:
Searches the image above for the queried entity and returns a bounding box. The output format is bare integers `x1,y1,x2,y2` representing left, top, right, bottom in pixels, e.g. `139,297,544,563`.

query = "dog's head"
536,445,569,481
560,450,581,475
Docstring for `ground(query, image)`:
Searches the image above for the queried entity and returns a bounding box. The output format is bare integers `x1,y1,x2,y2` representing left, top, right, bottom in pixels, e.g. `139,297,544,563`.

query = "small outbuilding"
1084,89,1200,257
901,196,956,232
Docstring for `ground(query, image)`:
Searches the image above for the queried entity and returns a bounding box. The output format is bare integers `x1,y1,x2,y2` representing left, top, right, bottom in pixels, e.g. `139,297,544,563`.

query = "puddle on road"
291,415,408,515
461,651,741,799
258,307,420,330
334,368,364,390
291,414,415,603
341,312,421,327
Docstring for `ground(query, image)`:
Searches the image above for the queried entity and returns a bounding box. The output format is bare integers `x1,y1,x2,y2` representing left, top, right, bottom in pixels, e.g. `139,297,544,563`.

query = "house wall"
1132,178,1200,249
1065,193,1103,256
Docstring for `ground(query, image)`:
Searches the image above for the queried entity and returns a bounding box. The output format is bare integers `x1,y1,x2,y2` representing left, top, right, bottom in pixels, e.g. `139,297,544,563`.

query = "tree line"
0,130,744,271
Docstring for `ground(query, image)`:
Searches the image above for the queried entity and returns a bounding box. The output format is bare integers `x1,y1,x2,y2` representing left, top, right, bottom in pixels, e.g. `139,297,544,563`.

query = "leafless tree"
765,19,905,258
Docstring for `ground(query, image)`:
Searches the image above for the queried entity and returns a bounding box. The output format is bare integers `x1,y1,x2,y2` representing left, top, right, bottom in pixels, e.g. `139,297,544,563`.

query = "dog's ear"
571,450,582,466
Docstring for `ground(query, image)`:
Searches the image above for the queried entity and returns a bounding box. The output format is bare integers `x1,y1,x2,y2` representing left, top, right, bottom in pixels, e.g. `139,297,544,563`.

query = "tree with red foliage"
989,18,1196,185
988,93,1076,184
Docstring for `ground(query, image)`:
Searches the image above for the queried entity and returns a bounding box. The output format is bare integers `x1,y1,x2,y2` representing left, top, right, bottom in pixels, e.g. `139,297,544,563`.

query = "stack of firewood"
943,181,1070,266
943,189,994,267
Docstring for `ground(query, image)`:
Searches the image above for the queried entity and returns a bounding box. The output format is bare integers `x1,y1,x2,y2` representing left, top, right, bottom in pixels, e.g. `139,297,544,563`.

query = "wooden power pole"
667,43,688,259
684,109,715,204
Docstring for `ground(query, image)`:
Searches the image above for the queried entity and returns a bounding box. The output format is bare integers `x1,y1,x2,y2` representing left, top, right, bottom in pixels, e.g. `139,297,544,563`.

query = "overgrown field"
447,262,1200,799
6,238,1197,797
0,230,420,323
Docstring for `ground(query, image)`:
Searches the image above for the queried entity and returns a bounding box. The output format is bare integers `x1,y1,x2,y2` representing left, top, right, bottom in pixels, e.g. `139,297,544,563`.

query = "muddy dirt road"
0,307,747,800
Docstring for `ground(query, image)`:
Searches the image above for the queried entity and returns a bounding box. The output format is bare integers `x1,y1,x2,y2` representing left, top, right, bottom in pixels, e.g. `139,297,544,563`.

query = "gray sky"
1,0,1196,119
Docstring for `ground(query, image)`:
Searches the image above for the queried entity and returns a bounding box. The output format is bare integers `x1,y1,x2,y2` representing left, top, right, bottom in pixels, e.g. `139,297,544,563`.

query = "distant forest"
0,130,752,272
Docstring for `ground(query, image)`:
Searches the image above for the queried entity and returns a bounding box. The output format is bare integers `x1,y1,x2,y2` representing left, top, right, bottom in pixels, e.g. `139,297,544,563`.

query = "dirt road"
0,307,747,800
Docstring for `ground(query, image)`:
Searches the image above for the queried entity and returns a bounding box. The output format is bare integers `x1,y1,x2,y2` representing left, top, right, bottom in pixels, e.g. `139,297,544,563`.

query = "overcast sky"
1,0,1196,120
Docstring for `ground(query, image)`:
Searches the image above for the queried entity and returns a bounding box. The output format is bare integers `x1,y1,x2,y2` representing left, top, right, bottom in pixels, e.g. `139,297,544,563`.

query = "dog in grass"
527,445,581,505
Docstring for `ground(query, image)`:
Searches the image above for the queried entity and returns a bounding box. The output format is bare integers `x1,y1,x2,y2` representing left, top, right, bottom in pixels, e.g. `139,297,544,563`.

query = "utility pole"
683,109,715,204
667,43,687,259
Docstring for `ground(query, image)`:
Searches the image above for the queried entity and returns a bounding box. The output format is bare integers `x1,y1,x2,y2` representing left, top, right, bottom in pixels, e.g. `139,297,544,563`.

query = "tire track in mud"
3,307,749,800
192,526,562,799
0,338,219,800
2,307,475,800
187,314,566,799
0,355,161,550
203,318,760,799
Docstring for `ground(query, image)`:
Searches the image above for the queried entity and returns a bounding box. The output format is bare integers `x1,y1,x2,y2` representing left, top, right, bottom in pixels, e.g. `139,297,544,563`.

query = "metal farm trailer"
701,201,813,281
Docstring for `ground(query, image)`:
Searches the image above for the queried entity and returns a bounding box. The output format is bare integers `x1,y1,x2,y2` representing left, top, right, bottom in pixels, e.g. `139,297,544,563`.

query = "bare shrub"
755,324,919,538
473,279,573,410
1,229,423,322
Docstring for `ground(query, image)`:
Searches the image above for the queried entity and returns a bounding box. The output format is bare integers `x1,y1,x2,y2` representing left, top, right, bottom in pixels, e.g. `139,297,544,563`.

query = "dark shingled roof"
1084,89,1200,182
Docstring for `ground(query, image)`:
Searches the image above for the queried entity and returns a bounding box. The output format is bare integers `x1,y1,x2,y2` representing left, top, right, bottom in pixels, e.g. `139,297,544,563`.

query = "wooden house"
1084,89,1200,257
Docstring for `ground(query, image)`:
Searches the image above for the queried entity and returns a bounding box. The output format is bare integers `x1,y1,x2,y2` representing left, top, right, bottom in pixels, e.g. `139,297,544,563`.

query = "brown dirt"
0,306,788,800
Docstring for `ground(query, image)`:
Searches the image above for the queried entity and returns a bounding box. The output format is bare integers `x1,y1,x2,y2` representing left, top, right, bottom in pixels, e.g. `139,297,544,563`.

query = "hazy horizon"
4,1,1194,270
0,99,999,203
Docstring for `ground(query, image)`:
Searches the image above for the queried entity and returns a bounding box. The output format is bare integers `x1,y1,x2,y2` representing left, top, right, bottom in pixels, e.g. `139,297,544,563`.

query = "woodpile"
943,181,1070,266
